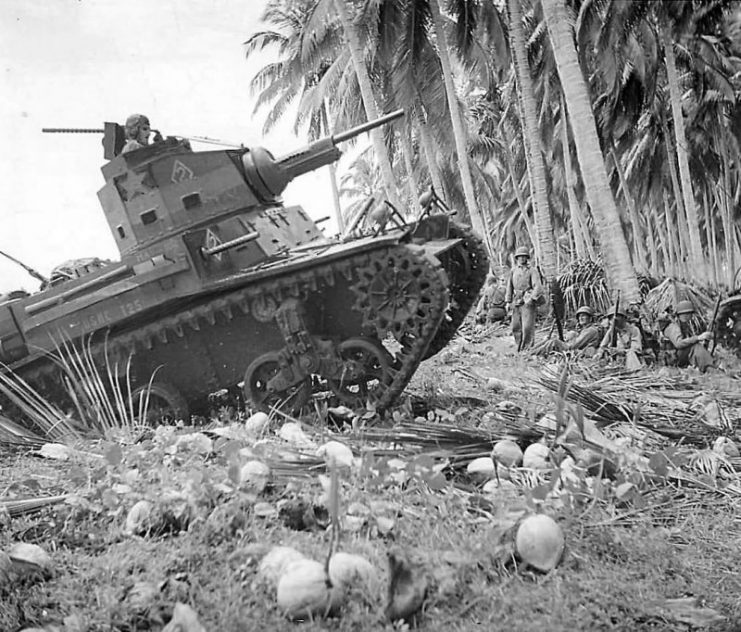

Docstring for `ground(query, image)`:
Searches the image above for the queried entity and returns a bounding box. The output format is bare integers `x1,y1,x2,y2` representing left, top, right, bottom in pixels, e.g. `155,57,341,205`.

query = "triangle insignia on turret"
171,159,194,183
204,228,223,261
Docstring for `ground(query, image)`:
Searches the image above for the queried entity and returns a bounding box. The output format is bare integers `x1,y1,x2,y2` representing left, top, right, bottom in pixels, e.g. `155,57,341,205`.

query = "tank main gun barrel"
242,109,404,200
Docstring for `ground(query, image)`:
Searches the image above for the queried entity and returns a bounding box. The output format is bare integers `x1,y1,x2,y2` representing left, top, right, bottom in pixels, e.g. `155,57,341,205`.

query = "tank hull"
1,222,486,418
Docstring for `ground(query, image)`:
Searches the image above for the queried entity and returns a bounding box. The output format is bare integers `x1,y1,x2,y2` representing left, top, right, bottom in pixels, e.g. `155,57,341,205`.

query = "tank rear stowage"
0,110,488,418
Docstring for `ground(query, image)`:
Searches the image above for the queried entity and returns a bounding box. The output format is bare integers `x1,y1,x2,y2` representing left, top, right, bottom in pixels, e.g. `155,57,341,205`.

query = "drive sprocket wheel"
243,351,311,413
327,338,394,408
353,247,439,341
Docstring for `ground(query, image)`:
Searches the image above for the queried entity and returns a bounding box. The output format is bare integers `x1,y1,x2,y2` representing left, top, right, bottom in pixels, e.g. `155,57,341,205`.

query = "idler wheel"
131,382,189,424
327,338,393,408
243,351,311,413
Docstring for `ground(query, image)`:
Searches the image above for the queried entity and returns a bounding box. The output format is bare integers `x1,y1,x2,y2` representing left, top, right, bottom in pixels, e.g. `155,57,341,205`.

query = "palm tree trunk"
399,124,423,216
559,94,586,259
661,116,690,274
542,0,639,301
720,128,736,288
415,109,445,196
334,0,401,210
662,190,678,277
662,27,707,282
645,210,657,276
508,0,557,279
428,0,487,240
501,125,537,254
703,189,717,287
610,146,647,268
321,102,344,233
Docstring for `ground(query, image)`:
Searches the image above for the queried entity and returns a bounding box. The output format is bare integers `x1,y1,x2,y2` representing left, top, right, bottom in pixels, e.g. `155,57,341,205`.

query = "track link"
423,222,489,359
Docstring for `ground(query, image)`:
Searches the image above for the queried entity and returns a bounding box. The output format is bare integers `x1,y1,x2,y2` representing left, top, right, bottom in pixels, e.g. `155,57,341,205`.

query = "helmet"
575,305,595,317
125,113,151,140
676,300,695,314
607,304,626,318
514,246,530,259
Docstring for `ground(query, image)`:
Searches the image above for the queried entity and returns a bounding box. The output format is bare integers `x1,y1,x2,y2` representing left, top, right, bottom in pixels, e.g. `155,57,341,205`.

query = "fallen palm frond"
0,363,81,443
537,365,729,446
1,494,69,517
538,368,633,426
350,418,542,465
0,413,47,448
50,332,147,438
1,331,160,443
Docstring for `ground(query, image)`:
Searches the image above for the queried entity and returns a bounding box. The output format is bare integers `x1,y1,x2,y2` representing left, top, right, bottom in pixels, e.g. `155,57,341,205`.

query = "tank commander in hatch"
122,113,163,154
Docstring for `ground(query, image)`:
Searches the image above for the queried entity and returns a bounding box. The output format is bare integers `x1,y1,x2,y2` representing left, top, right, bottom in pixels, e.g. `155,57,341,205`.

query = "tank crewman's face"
678,312,692,323
136,122,151,145
578,313,592,326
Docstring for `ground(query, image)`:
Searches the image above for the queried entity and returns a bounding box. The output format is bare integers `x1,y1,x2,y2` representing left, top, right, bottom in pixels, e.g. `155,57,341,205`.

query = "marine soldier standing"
505,247,543,351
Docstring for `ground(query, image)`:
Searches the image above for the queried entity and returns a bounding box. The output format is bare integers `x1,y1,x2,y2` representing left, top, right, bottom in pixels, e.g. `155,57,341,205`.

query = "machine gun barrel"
42,128,105,134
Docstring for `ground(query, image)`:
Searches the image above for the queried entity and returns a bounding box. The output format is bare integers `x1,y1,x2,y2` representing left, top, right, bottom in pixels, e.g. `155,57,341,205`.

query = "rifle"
610,291,621,348
552,292,564,342
709,296,721,357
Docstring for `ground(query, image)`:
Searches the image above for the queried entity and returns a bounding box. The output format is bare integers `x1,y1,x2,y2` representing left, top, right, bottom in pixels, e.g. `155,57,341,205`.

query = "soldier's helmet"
124,113,151,140
514,246,530,259
676,300,695,314
607,304,626,318
576,305,595,317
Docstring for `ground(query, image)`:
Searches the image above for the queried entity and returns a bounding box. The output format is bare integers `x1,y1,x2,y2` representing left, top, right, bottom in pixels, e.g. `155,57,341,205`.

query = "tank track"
9,243,450,415
423,222,489,359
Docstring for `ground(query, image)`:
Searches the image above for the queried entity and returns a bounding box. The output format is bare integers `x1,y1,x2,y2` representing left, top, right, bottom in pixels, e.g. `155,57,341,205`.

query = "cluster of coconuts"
258,545,378,620
466,439,565,572
466,438,551,484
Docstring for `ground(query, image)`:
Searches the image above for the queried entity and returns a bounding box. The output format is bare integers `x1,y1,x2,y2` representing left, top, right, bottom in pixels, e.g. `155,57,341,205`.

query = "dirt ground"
1,323,740,632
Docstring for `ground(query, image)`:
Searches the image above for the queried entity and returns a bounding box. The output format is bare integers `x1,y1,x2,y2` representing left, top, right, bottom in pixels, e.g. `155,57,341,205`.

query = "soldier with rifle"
595,297,644,370
660,300,716,372
504,247,543,351
533,305,603,356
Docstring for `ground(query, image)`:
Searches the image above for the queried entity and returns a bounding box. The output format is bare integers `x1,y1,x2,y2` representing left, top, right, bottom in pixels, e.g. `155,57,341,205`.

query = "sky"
0,0,347,292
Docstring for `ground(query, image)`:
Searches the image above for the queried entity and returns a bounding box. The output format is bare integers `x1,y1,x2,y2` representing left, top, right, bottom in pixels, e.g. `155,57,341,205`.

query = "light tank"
0,110,488,419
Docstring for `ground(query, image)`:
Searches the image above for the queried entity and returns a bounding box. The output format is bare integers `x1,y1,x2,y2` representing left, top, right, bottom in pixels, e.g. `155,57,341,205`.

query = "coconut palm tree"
541,0,640,301
427,0,487,239
507,0,557,279
331,0,403,210
244,0,347,229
